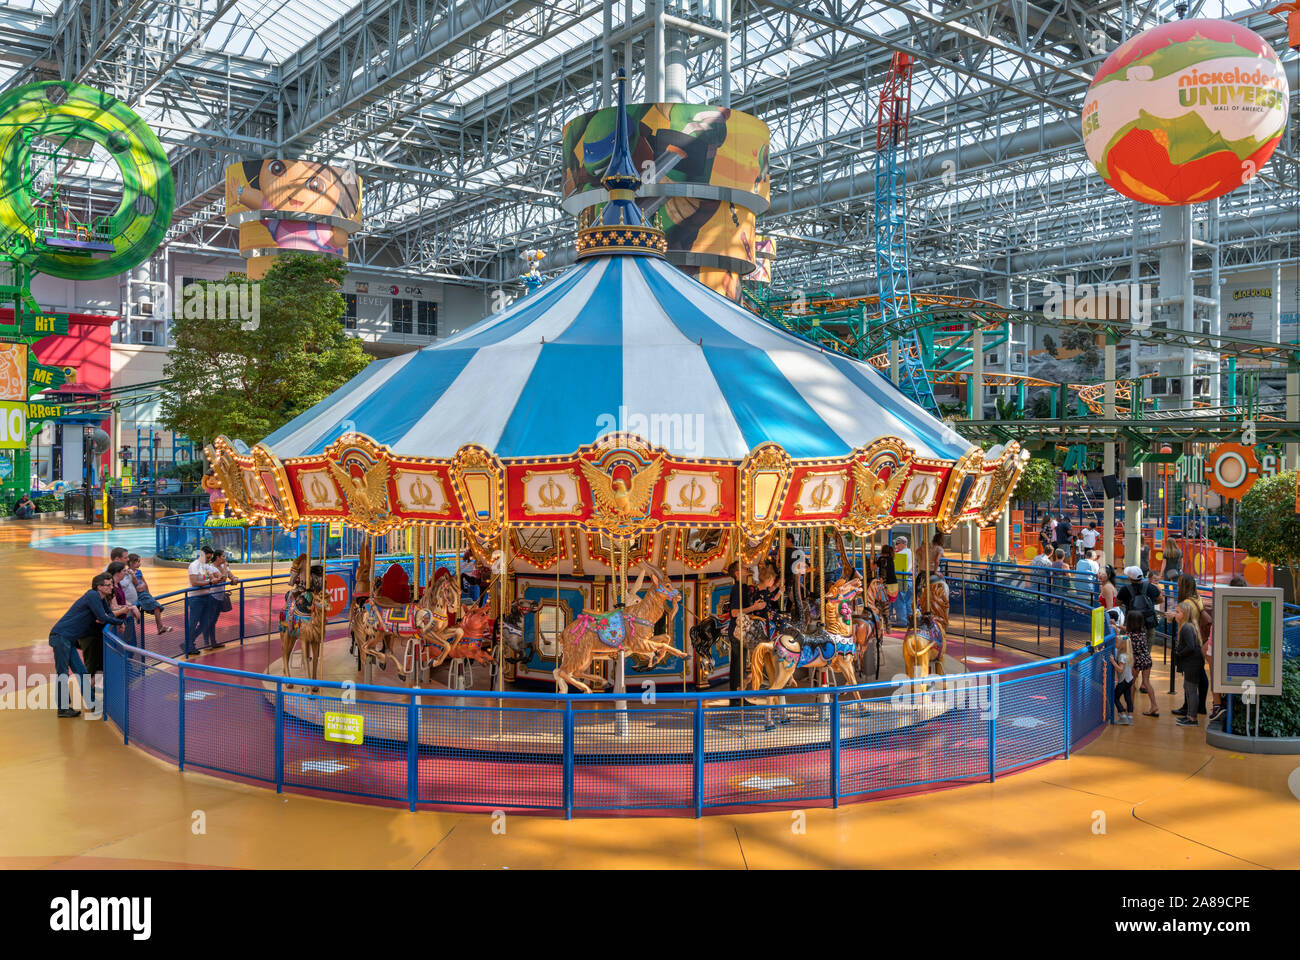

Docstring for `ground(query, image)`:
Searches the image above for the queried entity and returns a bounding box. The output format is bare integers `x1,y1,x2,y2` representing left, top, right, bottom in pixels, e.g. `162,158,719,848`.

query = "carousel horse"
553,562,685,694
499,599,535,665
902,612,946,682
357,569,462,680
688,597,787,677
852,601,887,681
449,599,497,666
348,539,375,668
863,577,892,629
915,577,950,635
280,567,327,684
750,577,862,700
688,606,729,676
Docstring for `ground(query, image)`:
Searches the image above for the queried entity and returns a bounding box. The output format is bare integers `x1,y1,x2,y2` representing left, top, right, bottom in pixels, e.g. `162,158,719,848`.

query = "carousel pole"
910,523,919,630
779,526,786,613
496,524,509,693
614,537,628,739
266,520,277,672
681,530,691,686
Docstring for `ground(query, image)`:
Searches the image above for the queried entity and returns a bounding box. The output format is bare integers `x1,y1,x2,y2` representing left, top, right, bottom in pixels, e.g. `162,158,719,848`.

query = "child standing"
1111,629,1135,725
1125,609,1158,717
126,553,174,635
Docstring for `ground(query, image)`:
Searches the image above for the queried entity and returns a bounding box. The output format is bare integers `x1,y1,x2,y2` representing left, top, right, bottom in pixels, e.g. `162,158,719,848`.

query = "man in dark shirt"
1116,565,1161,631
49,573,124,717
724,560,768,693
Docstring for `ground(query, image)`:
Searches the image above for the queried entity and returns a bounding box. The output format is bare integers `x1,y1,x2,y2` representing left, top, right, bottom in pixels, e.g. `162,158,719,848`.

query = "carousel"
206,72,1027,701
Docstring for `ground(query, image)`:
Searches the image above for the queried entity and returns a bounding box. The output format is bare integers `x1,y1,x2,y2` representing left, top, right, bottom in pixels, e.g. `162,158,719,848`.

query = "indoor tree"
1011,455,1058,506
161,254,370,446
1236,470,1300,600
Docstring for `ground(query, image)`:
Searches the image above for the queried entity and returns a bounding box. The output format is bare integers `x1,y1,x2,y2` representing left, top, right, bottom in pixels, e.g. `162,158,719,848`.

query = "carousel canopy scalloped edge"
205,431,1027,545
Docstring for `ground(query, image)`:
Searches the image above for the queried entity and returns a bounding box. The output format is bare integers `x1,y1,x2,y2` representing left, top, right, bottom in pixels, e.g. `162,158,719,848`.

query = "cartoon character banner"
562,103,770,213
564,104,770,300
226,160,363,276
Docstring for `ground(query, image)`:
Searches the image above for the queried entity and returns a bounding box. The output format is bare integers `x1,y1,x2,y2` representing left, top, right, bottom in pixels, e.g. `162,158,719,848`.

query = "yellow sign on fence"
0,401,26,450
323,712,365,745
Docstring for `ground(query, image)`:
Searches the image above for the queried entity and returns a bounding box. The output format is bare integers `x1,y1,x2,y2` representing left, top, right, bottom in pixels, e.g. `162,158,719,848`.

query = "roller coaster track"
744,285,1300,367
953,416,1300,448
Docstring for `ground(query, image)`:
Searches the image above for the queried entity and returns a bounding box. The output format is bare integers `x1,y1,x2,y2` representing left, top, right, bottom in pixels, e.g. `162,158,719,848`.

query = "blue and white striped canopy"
263,253,973,462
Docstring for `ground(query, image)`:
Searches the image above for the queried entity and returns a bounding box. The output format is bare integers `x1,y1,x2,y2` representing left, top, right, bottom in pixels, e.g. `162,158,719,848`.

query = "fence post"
990,581,997,648
238,582,246,645
407,696,419,812
122,645,130,745
274,682,284,793
693,698,704,818
177,665,186,771
1064,660,1072,758
183,593,192,656
1105,646,1114,728
830,690,841,808
563,700,575,820
988,703,996,782
1058,600,1066,658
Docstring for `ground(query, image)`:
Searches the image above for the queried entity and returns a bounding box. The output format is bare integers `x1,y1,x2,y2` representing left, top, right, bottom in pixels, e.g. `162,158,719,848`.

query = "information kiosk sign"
1211,585,1285,696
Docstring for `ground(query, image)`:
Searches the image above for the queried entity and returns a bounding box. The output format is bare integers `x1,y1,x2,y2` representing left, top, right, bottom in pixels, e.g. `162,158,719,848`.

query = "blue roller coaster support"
874,52,938,414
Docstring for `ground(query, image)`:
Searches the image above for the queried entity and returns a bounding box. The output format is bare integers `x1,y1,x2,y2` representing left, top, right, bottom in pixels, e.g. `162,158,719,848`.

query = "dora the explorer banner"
225,159,363,278
563,103,770,299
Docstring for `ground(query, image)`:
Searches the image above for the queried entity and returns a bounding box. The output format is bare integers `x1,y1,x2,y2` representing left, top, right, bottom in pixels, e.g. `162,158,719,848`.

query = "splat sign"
0,344,25,402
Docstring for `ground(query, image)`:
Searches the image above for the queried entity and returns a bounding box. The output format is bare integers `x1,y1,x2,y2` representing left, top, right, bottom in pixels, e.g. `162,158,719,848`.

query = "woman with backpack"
1167,574,1210,719
1173,599,1207,727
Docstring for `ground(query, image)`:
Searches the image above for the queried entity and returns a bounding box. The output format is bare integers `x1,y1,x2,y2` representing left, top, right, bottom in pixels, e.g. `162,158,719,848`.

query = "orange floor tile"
2,518,1297,869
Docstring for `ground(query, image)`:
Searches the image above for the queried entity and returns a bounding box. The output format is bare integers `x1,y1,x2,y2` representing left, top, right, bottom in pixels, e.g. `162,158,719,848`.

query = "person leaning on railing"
48,573,125,718
208,548,240,645
185,545,223,655
126,553,173,636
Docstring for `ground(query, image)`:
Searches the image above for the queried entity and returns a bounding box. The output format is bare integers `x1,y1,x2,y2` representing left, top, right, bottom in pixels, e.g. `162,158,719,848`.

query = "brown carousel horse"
902,611,946,683
449,599,497,667
279,565,328,685
356,568,462,681
852,598,887,681
553,562,685,694
863,576,893,629
347,538,375,669
749,577,862,701
915,576,950,635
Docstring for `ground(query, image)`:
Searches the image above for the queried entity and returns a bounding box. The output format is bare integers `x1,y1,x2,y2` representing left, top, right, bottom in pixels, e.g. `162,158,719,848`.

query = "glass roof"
202,0,365,63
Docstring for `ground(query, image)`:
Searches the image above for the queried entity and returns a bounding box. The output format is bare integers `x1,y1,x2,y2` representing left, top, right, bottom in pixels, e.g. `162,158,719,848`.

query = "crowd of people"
46,544,239,718
1036,513,1225,730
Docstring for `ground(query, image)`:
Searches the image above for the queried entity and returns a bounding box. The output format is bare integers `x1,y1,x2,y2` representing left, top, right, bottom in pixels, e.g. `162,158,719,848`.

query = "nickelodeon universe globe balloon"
1081,19,1288,206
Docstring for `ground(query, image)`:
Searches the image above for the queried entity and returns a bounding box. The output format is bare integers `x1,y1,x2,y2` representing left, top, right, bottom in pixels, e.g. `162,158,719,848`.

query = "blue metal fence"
100,572,1116,817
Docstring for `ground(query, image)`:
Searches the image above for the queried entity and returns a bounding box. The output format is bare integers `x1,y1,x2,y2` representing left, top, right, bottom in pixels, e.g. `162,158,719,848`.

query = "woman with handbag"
206,548,239,648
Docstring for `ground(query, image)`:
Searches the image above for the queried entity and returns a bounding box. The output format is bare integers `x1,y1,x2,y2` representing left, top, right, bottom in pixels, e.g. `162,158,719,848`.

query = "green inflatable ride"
0,80,174,280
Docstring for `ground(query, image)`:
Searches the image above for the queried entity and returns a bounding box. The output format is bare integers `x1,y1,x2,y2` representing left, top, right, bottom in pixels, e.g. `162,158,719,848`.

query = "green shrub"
1207,524,1234,548
204,517,249,527
34,494,59,513
1229,659,1300,738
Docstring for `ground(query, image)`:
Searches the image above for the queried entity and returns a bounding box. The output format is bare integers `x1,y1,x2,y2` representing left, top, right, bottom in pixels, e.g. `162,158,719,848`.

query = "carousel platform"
261,633,974,758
